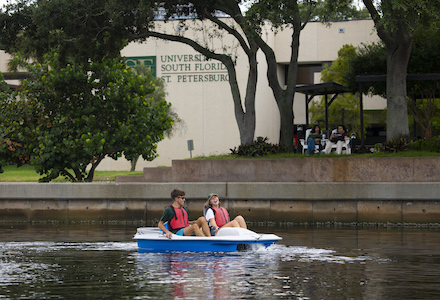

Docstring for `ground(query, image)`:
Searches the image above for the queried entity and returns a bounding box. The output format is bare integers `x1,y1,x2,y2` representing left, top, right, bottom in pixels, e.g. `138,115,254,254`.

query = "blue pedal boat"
133,227,282,252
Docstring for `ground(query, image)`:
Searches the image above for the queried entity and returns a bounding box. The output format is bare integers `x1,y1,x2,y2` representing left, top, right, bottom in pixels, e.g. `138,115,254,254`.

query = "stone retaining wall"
1,182,439,225
115,157,440,183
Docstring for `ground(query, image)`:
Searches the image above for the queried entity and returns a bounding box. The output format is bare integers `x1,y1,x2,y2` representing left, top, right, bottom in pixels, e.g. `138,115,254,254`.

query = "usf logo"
125,56,156,77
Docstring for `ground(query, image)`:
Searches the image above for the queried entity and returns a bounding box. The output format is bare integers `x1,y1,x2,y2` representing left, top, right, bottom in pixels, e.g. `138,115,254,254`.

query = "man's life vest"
204,206,230,228
168,206,189,230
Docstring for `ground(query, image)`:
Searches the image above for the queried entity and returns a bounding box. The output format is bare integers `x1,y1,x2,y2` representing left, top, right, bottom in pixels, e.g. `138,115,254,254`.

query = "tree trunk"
363,0,413,141
424,123,432,139
386,42,411,140
226,48,257,145
385,39,412,140
130,156,139,172
63,169,77,182
253,0,301,152
86,154,105,182
257,26,300,152
278,95,295,151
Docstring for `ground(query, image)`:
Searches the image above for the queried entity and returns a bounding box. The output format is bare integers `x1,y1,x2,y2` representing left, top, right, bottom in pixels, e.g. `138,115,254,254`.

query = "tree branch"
204,14,251,55
61,169,77,182
86,154,105,182
362,0,390,45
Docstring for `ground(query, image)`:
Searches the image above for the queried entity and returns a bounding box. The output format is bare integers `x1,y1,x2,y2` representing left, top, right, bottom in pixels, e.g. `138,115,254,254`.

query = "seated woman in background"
306,124,322,155
324,124,349,155
204,193,247,236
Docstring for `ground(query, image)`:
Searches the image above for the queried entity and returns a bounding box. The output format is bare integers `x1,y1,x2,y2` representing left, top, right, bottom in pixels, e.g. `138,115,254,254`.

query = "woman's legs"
221,215,247,229
336,140,344,154
306,138,315,155
233,215,247,229
222,220,240,228
324,141,334,154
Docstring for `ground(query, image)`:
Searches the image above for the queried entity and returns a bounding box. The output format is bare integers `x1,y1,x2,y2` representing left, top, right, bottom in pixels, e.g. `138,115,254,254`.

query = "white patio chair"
325,129,351,154
300,128,321,154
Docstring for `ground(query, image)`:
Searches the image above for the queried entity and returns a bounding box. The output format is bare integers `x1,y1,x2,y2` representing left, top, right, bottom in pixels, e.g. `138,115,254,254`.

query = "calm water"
0,224,439,299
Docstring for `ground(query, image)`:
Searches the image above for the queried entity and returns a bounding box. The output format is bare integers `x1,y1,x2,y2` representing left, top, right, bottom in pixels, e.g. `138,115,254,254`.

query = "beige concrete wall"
1,181,440,225
0,50,10,72
292,20,379,63
1,50,22,87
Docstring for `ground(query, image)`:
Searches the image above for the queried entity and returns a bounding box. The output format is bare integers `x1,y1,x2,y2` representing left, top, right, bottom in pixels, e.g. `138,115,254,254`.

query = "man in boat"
158,188,211,239
204,193,247,235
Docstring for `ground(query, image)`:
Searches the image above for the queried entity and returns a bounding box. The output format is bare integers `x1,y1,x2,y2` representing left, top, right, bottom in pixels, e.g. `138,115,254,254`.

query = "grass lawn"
0,165,143,182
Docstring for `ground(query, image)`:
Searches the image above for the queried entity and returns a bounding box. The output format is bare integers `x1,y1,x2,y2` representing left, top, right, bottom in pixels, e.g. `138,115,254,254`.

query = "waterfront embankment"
116,156,440,183
1,180,439,225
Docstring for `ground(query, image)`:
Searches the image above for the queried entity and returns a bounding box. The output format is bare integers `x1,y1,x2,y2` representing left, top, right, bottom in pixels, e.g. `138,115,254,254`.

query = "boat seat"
159,222,170,234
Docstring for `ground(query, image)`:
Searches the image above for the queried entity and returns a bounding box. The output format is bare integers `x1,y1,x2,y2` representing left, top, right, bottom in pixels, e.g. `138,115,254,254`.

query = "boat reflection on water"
132,240,378,299
133,248,282,299
168,255,231,299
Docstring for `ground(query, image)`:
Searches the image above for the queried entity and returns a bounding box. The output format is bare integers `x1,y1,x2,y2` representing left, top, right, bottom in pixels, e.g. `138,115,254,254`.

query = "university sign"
125,56,157,77
125,54,229,83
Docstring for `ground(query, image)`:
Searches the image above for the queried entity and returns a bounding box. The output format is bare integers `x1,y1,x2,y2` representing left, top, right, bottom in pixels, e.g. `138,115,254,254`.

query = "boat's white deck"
134,227,282,242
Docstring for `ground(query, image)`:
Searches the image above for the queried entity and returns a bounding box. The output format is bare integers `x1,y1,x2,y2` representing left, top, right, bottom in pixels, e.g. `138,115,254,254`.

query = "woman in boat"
204,193,247,235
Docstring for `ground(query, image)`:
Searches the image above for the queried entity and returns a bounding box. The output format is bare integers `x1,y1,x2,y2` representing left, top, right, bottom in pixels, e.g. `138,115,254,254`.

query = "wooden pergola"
295,82,349,131
296,74,440,148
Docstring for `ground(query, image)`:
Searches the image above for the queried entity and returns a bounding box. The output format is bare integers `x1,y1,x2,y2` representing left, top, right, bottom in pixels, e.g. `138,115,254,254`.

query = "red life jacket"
212,206,230,228
168,206,189,230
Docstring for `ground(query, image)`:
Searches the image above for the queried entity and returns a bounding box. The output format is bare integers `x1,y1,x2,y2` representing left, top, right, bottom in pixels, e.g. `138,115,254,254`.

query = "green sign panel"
125,56,156,77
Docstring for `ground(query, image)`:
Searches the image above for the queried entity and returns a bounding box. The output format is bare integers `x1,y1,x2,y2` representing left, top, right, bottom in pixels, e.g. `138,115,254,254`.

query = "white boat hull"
133,227,282,252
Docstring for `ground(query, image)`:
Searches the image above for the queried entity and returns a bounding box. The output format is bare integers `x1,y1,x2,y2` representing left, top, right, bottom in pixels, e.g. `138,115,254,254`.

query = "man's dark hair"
171,188,185,200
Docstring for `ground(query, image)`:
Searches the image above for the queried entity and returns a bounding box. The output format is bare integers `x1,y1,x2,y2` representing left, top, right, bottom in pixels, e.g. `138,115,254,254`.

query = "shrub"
2,55,175,182
376,136,412,152
411,136,440,152
230,137,286,157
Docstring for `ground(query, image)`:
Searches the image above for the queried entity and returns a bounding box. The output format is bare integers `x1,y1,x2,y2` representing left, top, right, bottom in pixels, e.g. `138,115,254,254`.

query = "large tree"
0,54,175,181
328,0,440,140
341,21,440,140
